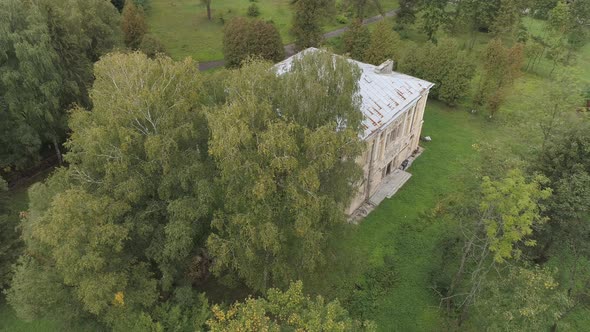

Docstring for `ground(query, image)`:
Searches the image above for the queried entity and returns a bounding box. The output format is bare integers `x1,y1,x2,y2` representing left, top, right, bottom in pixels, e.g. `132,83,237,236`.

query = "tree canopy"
207,51,365,292
6,53,213,329
0,0,121,172
363,20,401,65
207,281,375,331
223,17,285,68
401,38,476,106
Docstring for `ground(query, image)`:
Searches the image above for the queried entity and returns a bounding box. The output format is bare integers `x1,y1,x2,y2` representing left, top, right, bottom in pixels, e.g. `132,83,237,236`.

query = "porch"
348,147,422,224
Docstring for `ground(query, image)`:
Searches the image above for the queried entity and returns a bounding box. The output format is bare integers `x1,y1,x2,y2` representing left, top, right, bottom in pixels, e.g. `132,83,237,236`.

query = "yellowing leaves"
113,291,125,306
480,169,551,263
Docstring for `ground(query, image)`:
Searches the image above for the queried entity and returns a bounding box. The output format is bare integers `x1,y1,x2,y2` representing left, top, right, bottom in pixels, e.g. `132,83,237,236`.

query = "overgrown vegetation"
2,0,590,331
222,17,284,67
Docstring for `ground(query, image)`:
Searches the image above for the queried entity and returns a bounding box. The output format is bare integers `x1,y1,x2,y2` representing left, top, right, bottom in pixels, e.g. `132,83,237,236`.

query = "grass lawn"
146,0,399,62
0,300,103,332
2,12,589,331
311,17,590,331
355,102,484,330
305,101,490,331
0,301,61,332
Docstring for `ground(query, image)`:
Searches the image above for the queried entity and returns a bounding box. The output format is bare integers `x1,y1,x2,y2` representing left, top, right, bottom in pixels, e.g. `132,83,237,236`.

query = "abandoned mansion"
277,48,434,217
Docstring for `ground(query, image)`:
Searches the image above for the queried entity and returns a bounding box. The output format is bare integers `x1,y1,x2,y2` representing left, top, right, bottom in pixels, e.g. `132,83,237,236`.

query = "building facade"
277,49,434,216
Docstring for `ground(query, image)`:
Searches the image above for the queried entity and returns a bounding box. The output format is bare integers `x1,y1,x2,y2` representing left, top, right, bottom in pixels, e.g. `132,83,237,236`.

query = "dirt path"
198,9,399,71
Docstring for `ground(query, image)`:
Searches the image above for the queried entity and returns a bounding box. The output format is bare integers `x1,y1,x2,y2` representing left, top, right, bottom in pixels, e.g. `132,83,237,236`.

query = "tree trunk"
53,137,63,165
446,234,475,313
206,2,211,20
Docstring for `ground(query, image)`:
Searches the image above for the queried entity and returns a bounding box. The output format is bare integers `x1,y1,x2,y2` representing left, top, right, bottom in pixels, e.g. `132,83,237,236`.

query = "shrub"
247,3,260,17
336,14,349,24
139,34,167,58
121,1,147,49
400,38,476,106
223,17,285,67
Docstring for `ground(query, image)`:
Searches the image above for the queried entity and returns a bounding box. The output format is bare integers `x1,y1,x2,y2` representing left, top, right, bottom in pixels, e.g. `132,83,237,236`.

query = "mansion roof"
275,48,434,139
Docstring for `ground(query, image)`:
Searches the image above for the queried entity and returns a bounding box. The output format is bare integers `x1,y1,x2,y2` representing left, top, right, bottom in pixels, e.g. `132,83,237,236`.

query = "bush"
336,14,348,24
247,3,260,17
400,38,476,106
121,1,147,49
223,17,285,67
139,34,167,58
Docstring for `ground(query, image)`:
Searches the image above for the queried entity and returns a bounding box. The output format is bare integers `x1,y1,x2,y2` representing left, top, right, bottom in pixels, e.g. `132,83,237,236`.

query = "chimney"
374,59,394,74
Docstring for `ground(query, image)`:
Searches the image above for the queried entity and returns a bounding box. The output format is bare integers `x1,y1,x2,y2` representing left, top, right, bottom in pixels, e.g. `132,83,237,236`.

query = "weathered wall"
346,91,430,215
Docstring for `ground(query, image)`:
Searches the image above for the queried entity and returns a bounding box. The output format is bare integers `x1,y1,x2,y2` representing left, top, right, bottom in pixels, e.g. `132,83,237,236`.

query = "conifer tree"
363,21,401,65
343,19,371,60
122,1,147,49
292,0,335,50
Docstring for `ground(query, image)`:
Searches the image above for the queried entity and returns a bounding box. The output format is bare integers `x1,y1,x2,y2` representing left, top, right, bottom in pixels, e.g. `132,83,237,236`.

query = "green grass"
0,301,63,332
304,102,490,331
146,0,399,62
356,103,483,330
4,11,590,331
310,17,590,331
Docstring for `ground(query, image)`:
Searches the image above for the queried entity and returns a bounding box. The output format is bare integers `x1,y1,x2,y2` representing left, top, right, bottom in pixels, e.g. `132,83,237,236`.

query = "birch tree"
207,51,364,292
7,53,213,328
0,0,121,170
207,281,375,331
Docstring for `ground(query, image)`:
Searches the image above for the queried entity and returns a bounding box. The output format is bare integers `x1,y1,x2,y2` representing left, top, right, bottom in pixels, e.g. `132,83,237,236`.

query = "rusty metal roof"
275,48,434,139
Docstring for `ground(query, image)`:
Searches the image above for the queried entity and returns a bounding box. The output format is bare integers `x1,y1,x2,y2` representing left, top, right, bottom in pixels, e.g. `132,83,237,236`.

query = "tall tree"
0,176,22,291
397,0,418,25
343,19,371,60
223,17,285,68
345,0,384,20
533,72,582,152
419,0,447,41
207,281,375,331
532,124,590,302
544,0,587,73
444,170,551,323
473,265,571,331
6,53,213,328
122,1,147,49
292,0,335,50
531,0,559,19
111,0,125,12
363,20,401,65
490,0,522,38
0,0,61,170
474,39,524,117
453,0,501,49
400,38,476,106
201,0,212,21
0,0,121,173
207,51,364,292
